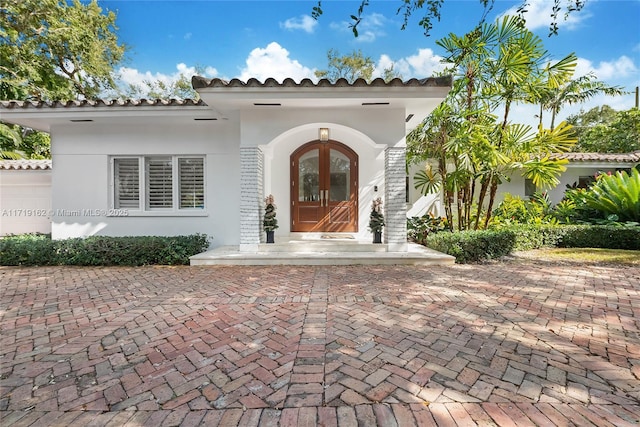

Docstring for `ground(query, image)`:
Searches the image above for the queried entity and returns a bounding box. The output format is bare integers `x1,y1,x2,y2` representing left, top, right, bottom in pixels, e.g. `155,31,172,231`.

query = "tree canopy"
312,0,588,38
0,0,125,101
314,49,401,83
568,107,640,153
315,49,375,82
1,0,125,159
120,71,200,100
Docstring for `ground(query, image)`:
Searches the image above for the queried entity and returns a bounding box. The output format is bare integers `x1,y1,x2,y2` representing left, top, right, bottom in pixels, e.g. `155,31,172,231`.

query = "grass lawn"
512,248,640,265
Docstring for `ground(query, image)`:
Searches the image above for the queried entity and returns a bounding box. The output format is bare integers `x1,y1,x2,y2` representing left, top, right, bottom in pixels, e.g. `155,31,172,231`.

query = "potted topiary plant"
369,197,385,243
263,194,278,243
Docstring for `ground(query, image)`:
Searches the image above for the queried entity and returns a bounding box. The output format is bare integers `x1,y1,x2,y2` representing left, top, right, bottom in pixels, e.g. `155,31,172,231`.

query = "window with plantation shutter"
112,155,205,214
114,158,140,209
146,157,173,209
179,158,204,209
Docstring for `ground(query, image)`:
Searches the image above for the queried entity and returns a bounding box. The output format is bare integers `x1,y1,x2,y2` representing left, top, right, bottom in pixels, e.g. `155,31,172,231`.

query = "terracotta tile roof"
551,151,640,163
0,159,52,170
0,77,452,111
0,98,205,110
191,76,453,89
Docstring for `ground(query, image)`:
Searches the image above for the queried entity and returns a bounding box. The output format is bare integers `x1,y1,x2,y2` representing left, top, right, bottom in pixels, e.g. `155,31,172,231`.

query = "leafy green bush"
489,192,560,228
552,189,592,224
424,224,639,263
407,214,450,244
0,233,210,266
583,168,640,222
558,225,640,250
425,228,519,263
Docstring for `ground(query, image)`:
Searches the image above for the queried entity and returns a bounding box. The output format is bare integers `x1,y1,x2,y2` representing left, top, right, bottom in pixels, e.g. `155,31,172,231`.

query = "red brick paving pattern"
0,263,639,426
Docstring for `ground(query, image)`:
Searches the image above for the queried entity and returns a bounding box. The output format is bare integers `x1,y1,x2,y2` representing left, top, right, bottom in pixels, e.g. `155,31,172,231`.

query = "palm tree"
410,15,579,229
0,123,24,160
478,17,579,227
538,73,625,130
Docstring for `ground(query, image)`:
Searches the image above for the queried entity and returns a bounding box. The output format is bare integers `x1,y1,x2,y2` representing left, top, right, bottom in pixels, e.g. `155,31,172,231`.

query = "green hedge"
557,225,640,250
0,233,210,266
424,225,640,263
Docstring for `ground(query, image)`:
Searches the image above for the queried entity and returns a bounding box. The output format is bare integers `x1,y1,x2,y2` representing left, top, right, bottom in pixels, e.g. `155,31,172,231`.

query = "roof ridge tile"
0,98,206,109
0,159,52,170
190,75,453,89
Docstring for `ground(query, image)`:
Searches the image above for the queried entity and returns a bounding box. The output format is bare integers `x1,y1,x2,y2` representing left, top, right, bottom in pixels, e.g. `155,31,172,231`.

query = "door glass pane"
299,149,320,202
329,149,350,201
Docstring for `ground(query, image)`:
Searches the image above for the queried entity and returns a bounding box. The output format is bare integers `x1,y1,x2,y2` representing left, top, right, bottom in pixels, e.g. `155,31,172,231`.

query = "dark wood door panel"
291,140,358,232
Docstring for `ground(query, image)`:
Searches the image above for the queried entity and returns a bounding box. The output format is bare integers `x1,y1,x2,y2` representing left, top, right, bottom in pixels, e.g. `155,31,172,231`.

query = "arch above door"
290,140,358,232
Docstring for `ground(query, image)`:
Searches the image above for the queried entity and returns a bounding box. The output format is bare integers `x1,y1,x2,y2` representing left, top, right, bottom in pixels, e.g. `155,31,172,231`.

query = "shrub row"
424,225,640,263
0,233,210,266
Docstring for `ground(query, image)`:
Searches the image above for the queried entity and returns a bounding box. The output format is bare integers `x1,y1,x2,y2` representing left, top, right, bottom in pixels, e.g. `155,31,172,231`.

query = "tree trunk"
550,106,558,130
538,102,544,128
466,179,476,230
483,177,500,229
438,148,454,231
474,175,490,229
457,190,464,231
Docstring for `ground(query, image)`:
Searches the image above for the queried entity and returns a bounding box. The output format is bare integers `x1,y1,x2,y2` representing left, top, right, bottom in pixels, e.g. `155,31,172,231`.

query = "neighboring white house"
0,159,52,236
503,151,640,204
0,76,452,251
406,151,640,218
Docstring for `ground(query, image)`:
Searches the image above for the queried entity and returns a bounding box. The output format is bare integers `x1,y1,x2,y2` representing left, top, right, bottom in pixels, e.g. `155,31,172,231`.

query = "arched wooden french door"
290,140,358,232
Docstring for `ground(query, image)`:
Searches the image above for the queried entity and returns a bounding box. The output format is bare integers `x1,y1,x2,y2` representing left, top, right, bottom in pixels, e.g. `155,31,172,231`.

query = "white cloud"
237,42,316,82
499,0,590,32
575,56,638,81
374,48,447,79
280,15,317,33
204,66,218,77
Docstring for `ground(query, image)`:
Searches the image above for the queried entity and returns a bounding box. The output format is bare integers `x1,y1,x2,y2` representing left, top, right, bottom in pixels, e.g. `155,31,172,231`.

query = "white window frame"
110,155,207,216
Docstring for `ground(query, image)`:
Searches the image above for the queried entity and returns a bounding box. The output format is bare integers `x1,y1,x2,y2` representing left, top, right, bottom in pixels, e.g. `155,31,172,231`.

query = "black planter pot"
266,230,275,243
373,231,382,244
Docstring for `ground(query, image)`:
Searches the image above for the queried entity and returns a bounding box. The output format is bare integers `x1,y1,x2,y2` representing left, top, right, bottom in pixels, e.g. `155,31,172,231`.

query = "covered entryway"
290,140,358,232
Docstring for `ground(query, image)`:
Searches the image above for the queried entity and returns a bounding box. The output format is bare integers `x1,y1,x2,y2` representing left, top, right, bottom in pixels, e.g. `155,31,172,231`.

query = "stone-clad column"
384,147,408,252
239,147,264,252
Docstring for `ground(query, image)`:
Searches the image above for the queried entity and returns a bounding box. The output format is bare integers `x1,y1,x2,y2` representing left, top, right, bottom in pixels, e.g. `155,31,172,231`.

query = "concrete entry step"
189,239,456,266
258,241,388,253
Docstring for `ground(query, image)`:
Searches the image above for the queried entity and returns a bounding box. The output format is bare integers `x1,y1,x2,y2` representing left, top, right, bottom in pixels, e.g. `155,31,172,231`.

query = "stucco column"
384,146,408,252
239,146,264,252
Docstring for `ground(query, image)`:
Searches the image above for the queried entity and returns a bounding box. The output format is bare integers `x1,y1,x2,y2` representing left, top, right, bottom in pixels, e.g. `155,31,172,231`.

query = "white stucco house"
499,151,640,204
0,76,452,253
0,159,52,236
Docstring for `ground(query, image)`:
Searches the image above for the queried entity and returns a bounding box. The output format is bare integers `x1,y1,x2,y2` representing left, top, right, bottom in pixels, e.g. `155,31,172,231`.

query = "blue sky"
101,0,640,122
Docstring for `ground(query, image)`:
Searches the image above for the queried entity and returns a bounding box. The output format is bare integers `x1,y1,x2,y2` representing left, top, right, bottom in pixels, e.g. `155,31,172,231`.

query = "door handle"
320,189,328,207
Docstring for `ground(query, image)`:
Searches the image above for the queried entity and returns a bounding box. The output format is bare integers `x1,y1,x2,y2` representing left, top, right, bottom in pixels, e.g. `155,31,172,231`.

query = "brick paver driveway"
1,262,639,426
